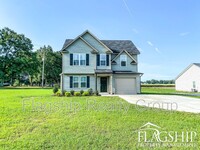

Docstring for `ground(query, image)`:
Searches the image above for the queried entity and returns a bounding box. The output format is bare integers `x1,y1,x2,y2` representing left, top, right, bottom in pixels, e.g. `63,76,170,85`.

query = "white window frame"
73,76,79,88
73,54,79,66
100,54,106,66
73,53,86,66
120,55,127,66
80,76,87,88
80,54,86,66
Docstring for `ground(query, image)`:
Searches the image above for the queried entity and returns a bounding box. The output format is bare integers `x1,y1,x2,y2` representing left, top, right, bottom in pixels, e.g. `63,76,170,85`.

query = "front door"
100,77,107,92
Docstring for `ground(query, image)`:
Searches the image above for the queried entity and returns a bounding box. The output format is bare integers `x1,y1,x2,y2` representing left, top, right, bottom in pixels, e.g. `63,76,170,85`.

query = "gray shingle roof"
101,40,140,54
194,63,200,67
62,39,140,54
94,69,113,74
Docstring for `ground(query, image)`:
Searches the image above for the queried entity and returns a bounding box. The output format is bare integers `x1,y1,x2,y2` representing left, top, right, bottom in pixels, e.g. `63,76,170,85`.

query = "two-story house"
60,30,143,94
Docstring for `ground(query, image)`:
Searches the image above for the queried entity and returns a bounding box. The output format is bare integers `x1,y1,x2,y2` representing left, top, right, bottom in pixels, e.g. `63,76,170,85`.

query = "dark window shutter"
70,54,73,65
86,54,89,66
97,54,100,66
70,76,73,88
87,76,90,88
106,54,109,66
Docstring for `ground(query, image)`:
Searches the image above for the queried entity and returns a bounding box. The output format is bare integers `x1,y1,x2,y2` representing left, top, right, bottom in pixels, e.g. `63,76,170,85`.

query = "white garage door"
115,78,136,94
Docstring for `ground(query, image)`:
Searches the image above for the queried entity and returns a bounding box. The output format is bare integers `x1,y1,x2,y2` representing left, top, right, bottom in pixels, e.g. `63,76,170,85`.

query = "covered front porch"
94,69,113,94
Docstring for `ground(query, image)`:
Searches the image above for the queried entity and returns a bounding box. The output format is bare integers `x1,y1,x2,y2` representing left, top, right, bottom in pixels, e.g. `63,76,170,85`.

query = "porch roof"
113,71,143,75
94,69,113,74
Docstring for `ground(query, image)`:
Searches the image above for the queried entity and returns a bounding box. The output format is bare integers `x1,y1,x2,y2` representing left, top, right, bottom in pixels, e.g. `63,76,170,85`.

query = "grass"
142,84,175,87
0,88,200,149
142,87,177,94
142,87,200,98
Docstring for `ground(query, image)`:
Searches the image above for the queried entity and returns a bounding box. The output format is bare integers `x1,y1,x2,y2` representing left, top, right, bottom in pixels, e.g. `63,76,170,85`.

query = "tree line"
142,79,175,84
0,27,61,87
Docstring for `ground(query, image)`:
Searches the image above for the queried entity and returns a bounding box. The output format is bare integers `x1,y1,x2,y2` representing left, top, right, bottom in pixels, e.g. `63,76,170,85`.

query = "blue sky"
0,0,199,81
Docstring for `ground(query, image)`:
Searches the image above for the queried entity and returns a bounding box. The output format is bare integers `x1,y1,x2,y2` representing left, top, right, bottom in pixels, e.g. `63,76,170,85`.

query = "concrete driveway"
118,95,200,113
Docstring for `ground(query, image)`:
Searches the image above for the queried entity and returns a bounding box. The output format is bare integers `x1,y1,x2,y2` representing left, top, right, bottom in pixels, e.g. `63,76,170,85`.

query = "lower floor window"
73,77,79,88
72,76,87,88
81,77,87,88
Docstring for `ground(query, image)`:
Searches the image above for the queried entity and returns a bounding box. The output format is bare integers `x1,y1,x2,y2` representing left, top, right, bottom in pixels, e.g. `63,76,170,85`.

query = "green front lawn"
0,89,200,149
142,87,176,94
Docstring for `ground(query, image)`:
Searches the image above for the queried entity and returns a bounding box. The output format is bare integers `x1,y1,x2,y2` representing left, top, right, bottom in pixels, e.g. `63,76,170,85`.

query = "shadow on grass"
0,87,52,90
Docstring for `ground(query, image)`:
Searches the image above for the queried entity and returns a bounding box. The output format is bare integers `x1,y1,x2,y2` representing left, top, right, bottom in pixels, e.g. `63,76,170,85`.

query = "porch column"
95,73,97,92
110,75,113,94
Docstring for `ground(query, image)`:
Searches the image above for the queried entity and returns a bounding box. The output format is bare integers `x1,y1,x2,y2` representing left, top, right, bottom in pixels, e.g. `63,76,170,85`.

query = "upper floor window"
120,55,127,66
73,54,79,65
73,53,86,66
100,54,106,66
80,54,86,65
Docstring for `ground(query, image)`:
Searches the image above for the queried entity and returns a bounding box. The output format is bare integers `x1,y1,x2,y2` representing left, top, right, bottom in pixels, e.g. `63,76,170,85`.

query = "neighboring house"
60,30,143,94
175,63,200,92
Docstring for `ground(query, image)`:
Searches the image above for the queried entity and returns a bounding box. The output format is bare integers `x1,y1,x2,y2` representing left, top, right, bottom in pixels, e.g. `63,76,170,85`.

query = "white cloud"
147,41,153,46
155,47,161,53
179,32,190,36
147,41,161,53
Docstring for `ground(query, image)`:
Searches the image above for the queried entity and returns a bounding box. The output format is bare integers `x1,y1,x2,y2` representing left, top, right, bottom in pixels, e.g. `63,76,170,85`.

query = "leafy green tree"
36,45,61,86
0,27,34,85
0,27,61,87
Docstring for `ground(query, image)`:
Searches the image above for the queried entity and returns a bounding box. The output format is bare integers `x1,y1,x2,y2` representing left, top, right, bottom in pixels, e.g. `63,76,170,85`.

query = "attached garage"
115,77,137,94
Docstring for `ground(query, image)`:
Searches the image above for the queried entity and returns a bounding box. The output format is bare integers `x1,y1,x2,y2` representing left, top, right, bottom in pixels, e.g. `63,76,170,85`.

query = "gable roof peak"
61,31,140,54
193,63,200,67
175,63,200,80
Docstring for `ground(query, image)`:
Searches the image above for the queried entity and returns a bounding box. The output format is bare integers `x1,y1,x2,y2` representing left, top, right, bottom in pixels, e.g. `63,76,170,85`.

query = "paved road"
118,95,200,113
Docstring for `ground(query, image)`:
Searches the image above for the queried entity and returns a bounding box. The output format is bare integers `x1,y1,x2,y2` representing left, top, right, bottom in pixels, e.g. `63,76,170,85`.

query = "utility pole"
42,52,45,88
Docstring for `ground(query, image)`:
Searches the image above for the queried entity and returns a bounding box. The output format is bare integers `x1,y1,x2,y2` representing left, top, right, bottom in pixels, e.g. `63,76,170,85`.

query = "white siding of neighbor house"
111,52,138,72
176,65,200,92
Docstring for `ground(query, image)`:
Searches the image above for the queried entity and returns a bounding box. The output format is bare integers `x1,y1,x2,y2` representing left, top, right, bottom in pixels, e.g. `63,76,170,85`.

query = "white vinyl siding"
176,64,200,92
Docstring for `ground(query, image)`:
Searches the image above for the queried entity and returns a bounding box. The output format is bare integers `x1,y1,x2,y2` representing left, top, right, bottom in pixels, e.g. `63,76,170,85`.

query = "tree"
36,45,61,86
0,27,34,85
